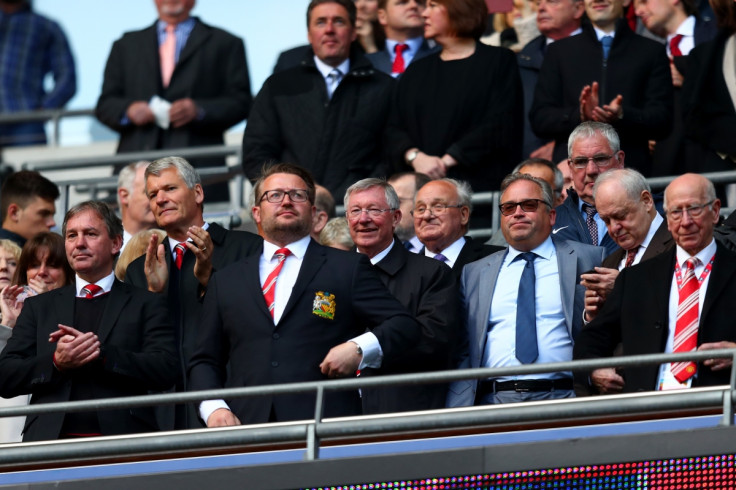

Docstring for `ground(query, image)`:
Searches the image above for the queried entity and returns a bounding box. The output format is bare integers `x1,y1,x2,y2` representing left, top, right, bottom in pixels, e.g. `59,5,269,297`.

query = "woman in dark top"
389,0,523,194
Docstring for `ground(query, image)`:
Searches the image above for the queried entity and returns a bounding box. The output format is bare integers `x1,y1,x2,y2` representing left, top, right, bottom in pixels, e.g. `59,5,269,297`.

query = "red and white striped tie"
672,258,699,382
262,248,291,318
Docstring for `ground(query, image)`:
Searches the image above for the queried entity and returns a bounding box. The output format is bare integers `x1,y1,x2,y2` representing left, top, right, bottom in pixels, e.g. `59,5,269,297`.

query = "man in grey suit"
447,173,605,407
365,0,438,77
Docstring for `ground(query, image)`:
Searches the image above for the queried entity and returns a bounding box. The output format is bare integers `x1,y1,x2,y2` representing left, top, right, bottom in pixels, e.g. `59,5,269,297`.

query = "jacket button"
273,333,280,340
271,361,279,367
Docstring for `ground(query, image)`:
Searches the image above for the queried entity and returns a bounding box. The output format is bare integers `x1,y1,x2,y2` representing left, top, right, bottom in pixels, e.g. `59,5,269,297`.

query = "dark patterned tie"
583,203,599,246
624,246,640,268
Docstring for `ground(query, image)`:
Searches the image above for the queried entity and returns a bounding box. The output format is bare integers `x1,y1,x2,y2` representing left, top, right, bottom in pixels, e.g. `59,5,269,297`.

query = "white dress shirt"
423,236,466,268
74,271,115,297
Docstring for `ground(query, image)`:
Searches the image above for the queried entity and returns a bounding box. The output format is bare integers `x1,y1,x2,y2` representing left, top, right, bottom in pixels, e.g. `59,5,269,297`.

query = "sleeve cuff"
351,332,383,370
199,399,230,425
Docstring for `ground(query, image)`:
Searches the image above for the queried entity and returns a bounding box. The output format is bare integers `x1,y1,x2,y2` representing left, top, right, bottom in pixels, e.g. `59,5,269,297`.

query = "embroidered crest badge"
312,291,336,320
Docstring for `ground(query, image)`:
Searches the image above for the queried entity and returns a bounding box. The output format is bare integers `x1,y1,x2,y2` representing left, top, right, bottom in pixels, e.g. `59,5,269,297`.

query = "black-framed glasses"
411,203,463,217
260,189,309,203
665,200,714,221
569,154,615,169
499,199,550,216
346,207,395,219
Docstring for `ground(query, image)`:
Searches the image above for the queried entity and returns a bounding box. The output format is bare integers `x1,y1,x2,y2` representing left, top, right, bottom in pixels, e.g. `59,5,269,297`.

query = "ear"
641,190,654,210
312,210,329,234
7,203,20,223
377,8,388,26
573,0,585,19
460,206,470,226
392,209,402,228
193,184,204,205
118,188,130,207
252,205,262,226
711,199,721,223
549,207,557,227
615,150,625,168
112,233,123,257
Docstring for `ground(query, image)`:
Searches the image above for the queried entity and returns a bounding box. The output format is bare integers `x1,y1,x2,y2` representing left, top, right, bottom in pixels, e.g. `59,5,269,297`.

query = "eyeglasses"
569,154,616,169
411,203,463,217
665,200,714,222
346,207,395,219
260,189,310,203
499,199,549,216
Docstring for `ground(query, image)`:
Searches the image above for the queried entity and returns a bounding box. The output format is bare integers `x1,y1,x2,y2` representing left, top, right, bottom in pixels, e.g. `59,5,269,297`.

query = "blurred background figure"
0,0,76,149
482,0,540,51
355,0,384,53
319,217,355,251
311,184,336,241
0,239,20,294
115,229,167,281
117,160,156,252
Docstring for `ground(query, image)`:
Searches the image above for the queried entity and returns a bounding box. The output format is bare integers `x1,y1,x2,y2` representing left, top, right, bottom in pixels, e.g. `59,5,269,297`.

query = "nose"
680,209,694,226
37,262,48,277
46,216,56,230
0,258,7,271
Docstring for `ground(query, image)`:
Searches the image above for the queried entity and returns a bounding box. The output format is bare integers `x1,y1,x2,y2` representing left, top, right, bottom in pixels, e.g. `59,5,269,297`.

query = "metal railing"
0,108,95,147
0,348,733,468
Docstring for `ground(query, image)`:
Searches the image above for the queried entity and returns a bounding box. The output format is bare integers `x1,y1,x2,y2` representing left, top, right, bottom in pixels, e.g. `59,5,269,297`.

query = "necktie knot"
670,34,684,57
624,246,640,268
433,253,447,263
82,284,102,299
684,257,699,273
274,247,292,262
263,248,292,319
601,35,613,59
326,69,342,98
519,251,536,264
582,203,597,218
174,242,187,269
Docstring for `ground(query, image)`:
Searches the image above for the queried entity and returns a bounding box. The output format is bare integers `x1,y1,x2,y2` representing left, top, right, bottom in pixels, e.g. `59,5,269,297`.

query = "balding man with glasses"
575,173,736,393
551,122,625,255
447,172,604,407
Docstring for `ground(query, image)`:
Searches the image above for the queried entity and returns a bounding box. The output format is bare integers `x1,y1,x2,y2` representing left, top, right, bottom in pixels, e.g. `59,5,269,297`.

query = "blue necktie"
516,252,538,364
433,253,447,262
403,241,414,251
601,36,613,60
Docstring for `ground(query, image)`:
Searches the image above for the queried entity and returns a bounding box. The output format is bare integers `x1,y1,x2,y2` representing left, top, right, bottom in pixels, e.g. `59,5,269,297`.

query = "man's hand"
50,324,100,370
169,98,198,128
583,289,604,323
411,152,446,180
319,342,362,378
530,141,555,161
186,226,214,287
580,267,619,297
144,233,168,293
579,82,599,122
593,94,624,123
591,367,625,394
699,341,736,371
126,101,155,126
206,408,241,428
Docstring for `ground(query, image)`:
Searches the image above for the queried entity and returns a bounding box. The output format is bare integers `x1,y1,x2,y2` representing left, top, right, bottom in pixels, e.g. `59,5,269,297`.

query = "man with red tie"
0,201,177,442
188,163,420,427
574,173,736,393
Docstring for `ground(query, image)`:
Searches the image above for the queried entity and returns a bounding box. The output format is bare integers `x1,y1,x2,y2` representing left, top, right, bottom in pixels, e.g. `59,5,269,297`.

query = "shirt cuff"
352,332,383,370
199,399,230,425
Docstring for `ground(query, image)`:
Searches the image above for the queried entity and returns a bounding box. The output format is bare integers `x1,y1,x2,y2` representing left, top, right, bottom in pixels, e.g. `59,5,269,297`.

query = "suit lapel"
143,23,161,85
373,240,404,279
701,244,736,325
473,252,504,362
97,281,130,343
280,240,325,325
175,20,210,72
241,242,272,322
641,220,674,261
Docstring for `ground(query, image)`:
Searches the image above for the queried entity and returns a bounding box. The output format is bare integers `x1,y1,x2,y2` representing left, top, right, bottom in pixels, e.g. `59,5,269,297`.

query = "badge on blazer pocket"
312,291,336,320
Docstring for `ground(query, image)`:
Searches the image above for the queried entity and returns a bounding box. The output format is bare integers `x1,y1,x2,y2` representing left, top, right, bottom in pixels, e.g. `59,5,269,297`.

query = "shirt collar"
670,15,695,40
385,36,424,57
593,26,616,42
506,235,555,264
313,56,350,80
263,235,311,261
675,238,717,268
639,213,664,251
157,17,195,33
365,239,394,265
75,271,115,297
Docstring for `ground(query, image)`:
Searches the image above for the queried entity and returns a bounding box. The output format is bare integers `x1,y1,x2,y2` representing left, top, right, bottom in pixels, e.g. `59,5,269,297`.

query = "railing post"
305,384,325,460
52,111,61,147
722,350,736,426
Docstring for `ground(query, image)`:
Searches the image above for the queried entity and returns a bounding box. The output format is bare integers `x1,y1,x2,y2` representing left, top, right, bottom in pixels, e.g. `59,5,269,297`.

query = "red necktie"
391,44,409,75
82,284,102,299
160,24,176,87
670,34,684,57
262,248,291,318
174,242,186,270
672,258,699,382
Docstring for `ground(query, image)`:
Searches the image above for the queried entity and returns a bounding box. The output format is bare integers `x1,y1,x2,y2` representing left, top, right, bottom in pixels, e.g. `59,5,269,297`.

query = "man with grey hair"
125,156,261,429
414,178,502,281
551,122,625,255
0,201,177,441
117,160,156,252
345,178,458,413
447,173,605,407
575,173,736,394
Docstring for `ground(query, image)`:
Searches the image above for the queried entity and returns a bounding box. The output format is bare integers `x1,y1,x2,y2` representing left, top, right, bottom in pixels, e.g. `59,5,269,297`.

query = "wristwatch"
351,341,363,357
406,149,419,167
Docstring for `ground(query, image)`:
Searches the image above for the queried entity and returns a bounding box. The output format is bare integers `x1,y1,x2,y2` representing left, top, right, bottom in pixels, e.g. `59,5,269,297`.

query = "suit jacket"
602,218,673,269
517,35,549,158
531,19,673,175
361,239,460,414
574,243,736,392
447,238,605,407
364,39,439,76
125,223,261,429
95,18,252,155
188,239,421,424
0,281,177,442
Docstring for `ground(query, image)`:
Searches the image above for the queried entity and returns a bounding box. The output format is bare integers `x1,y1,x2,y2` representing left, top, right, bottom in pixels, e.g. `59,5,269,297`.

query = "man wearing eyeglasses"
344,178,458,414
575,173,736,393
447,173,604,407
189,163,420,427
414,179,503,281
551,122,625,256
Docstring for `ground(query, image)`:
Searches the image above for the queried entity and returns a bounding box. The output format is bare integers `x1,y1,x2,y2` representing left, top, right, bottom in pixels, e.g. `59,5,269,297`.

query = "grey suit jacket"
365,39,438,76
446,237,605,407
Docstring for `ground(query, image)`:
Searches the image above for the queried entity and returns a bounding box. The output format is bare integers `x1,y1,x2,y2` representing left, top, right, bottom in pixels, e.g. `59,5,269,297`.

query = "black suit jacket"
451,237,504,281
601,218,673,269
0,281,177,442
361,239,459,414
125,223,261,428
574,243,736,392
188,239,421,424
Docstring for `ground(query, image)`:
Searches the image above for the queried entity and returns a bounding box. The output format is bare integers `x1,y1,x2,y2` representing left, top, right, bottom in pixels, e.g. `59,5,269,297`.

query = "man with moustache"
189,163,420,426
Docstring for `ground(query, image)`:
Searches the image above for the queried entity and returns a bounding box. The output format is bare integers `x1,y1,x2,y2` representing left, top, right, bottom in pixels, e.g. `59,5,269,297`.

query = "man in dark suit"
0,201,177,442
447,173,605,407
95,0,252,200
125,156,261,429
575,173,736,393
188,163,420,426
345,178,458,413
414,179,503,281
530,0,673,176
365,0,438,77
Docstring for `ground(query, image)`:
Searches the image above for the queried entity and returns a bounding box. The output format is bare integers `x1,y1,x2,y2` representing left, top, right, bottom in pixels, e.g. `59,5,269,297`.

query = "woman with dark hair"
681,0,736,180
389,0,523,198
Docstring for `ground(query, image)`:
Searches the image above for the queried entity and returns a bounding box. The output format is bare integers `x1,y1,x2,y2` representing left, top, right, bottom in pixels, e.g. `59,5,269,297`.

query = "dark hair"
0,171,60,222
711,0,736,33
62,201,123,242
252,163,317,205
12,232,74,287
500,172,554,208
307,0,357,26
434,0,488,40
680,0,697,17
